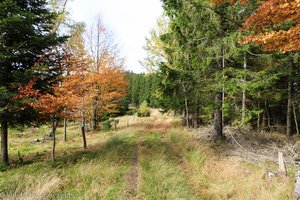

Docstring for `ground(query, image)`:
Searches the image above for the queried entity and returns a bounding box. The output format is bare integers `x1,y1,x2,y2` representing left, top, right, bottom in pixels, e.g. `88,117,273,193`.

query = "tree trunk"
1,119,8,165
49,119,59,137
262,105,266,129
222,49,225,125
184,94,189,128
287,81,293,136
214,92,223,140
265,101,271,130
64,118,67,142
51,118,57,162
257,101,261,131
242,54,247,123
92,102,97,132
293,102,299,135
64,108,67,141
81,118,87,149
195,102,201,128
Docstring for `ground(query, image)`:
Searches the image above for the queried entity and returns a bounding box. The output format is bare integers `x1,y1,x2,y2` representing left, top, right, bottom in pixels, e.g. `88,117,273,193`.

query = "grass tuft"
0,112,295,199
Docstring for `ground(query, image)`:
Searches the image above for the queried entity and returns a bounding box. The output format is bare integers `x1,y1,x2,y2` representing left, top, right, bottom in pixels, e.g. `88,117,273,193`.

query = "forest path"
123,143,139,199
1,110,293,199
114,108,197,199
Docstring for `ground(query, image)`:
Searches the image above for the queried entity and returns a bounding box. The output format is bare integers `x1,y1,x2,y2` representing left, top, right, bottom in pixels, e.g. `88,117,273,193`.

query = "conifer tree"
0,0,66,165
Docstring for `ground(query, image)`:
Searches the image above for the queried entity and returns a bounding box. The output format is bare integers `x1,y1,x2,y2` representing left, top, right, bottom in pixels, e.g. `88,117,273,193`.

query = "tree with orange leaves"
89,66,128,120
242,0,300,52
17,41,91,160
18,15,128,160
62,64,94,150
57,61,127,150
86,16,125,131
18,51,128,159
18,77,78,161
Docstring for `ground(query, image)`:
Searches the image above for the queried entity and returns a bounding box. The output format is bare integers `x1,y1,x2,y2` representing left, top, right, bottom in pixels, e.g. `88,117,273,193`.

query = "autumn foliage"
18,53,128,123
18,79,76,119
242,0,300,52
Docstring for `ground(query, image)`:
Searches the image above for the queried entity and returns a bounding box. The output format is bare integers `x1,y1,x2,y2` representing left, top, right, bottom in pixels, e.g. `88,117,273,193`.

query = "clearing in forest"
0,110,294,199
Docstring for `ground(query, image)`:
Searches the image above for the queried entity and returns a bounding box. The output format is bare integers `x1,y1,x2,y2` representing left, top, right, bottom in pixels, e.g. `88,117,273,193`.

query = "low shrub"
137,101,151,117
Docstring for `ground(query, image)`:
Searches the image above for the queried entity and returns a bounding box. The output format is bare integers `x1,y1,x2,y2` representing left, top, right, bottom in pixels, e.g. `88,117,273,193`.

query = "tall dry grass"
166,129,294,199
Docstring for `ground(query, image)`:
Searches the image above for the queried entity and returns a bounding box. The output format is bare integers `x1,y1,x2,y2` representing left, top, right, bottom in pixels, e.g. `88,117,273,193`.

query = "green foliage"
142,0,300,133
137,101,151,117
101,119,113,131
126,108,138,116
101,119,119,131
126,72,161,107
0,162,8,171
0,0,67,123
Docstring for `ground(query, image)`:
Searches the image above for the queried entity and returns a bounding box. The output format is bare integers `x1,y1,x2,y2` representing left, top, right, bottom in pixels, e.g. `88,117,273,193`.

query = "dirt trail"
124,144,139,199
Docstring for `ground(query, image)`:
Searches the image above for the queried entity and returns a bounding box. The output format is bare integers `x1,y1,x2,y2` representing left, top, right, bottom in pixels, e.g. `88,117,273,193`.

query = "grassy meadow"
0,110,295,199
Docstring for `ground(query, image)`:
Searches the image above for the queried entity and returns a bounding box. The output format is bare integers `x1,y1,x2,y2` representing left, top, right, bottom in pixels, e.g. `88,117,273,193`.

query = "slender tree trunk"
184,94,189,128
64,108,67,142
1,118,9,165
64,118,67,142
196,102,200,128
96,19,100,73
262,107,266,129
92,100,97,132
214,92,223,139
81,96,87,149
242,54,247,123
214,45,224,140
287,81,293,136
257,101,261,131
81,118,87,149
242,88,246,122
182,83,190,128
265,101,271,130
51,118,57,162
293,102,299,135
222,49,225,124
49,119,59,137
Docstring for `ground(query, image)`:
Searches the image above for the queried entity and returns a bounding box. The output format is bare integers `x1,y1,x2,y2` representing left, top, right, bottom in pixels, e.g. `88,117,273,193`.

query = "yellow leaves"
280,2,290,8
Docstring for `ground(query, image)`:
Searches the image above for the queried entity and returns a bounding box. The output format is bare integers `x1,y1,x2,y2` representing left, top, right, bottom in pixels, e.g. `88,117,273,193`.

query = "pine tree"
0,0,66,165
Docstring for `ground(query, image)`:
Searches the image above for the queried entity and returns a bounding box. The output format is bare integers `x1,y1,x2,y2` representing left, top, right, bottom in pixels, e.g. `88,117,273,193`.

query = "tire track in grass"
161,136,205,199
166,131,210,199
138,131,196,200
123,144,139,200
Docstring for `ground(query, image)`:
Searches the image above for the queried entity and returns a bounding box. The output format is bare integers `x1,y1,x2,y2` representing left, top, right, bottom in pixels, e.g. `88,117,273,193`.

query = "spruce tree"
0,0,66,165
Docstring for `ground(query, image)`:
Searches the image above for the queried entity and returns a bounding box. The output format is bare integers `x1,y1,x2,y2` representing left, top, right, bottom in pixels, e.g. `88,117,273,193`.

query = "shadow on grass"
3,134,137,172
53,135,136,167
139,132,183,164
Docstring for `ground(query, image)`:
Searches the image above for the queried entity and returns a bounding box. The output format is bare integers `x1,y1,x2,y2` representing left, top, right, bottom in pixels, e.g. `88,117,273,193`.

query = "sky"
69,0,163,73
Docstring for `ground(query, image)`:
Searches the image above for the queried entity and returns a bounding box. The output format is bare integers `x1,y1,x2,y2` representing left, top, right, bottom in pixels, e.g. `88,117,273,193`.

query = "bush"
101,119,113,131
0,162,8,171
101,119,120,131
137,101,151,117
126,109,138,116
